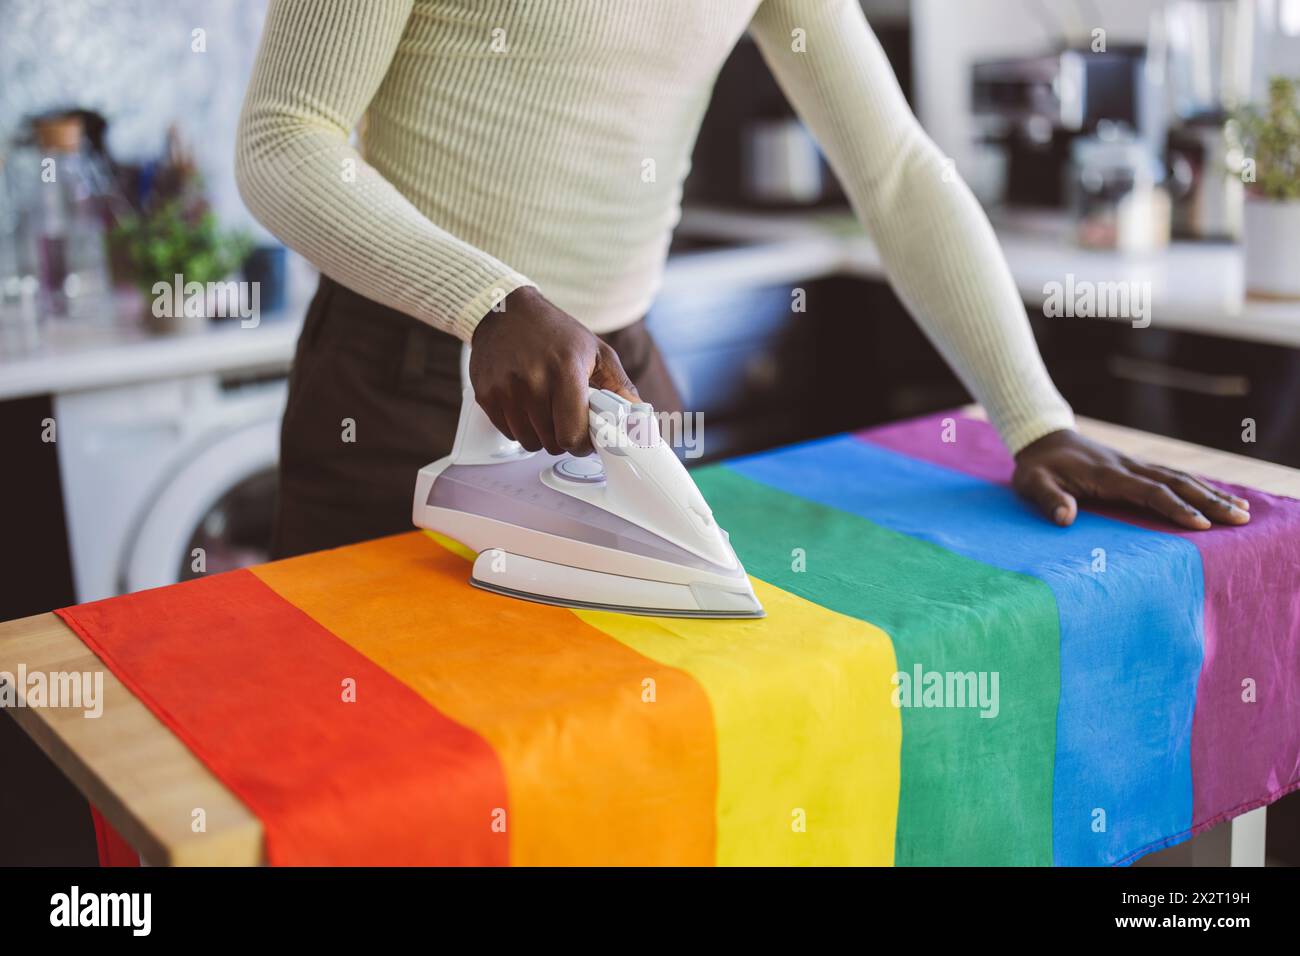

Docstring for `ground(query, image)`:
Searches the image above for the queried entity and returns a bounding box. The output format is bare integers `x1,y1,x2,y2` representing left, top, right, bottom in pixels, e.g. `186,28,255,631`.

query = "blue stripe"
727,435,1205,865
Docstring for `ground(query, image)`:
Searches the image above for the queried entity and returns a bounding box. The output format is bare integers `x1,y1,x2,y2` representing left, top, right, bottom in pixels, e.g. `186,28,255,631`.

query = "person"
235,0,1250,559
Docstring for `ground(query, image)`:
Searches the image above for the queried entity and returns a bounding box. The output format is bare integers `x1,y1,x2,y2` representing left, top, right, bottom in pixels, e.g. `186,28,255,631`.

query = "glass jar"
1070,126,1172,252
28,114,113,320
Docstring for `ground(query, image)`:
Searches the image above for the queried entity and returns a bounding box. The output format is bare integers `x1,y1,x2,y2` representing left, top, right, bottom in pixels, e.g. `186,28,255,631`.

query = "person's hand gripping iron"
469,287,640,458
416,295,764,619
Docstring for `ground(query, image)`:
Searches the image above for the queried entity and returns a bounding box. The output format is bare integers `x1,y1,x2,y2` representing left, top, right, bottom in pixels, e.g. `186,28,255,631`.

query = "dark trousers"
271,275,683,558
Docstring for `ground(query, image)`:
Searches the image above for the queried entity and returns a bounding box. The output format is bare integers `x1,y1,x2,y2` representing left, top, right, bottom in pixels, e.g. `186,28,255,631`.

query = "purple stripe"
859,411,1300,835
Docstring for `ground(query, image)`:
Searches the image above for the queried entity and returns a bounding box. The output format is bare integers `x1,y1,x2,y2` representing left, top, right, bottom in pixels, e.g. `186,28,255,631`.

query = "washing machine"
55,370,287,602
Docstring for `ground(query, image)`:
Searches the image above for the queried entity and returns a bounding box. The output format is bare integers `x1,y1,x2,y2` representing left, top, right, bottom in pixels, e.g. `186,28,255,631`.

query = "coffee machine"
1163,0,1251,240
971,44,1159,209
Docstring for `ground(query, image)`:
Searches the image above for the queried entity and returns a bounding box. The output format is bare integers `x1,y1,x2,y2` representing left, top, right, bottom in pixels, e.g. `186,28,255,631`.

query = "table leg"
1229,806,1268,867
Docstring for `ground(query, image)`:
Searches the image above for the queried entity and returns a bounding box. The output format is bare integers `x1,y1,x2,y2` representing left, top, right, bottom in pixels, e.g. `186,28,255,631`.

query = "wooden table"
2,412,1297,866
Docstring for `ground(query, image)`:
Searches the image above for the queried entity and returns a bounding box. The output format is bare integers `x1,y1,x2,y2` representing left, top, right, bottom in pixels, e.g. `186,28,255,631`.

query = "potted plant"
113,199,252,332
111,128,251,332
1234,76,1300,300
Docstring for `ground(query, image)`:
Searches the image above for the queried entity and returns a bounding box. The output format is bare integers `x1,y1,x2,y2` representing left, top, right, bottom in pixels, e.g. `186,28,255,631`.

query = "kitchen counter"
0,307,306,402
0,240,835,403
677,206,1300,349
3,208,1297,403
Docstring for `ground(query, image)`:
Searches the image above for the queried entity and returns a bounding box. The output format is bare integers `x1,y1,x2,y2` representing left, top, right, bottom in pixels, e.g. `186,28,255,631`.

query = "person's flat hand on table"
469,287,639,457
1013,429,1252,530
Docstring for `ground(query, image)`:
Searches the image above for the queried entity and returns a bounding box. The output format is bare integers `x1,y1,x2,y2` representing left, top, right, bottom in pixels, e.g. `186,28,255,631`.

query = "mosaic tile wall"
1,0,269,231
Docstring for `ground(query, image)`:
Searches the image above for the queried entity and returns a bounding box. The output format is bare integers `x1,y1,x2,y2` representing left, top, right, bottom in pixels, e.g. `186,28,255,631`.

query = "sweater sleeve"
235,0,535,341
749,0,1075,454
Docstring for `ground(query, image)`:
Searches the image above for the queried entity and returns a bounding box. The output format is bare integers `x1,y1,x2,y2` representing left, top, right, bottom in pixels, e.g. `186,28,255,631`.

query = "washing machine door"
122,415,280,594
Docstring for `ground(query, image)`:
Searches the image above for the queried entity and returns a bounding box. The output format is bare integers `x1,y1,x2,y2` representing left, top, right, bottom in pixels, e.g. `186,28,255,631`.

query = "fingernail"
1234,497,1250,510
1192,512,1211,529
1230,506,1250,521
1053,505,1069,525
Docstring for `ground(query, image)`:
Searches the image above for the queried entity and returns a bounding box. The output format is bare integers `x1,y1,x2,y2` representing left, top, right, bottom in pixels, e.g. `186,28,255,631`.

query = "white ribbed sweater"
235,0,1075,453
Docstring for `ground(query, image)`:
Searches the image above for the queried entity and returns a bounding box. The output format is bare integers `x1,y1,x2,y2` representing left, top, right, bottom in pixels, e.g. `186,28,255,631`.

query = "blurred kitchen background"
2,0,1299,862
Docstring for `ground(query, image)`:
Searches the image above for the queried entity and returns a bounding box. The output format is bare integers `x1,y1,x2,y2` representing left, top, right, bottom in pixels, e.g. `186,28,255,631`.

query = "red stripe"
90,804,139,867
58,570,509,865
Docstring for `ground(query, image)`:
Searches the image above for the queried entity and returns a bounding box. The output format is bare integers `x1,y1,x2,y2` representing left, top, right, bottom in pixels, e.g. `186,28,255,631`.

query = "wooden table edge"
0,613,263,866
962,407,1300,498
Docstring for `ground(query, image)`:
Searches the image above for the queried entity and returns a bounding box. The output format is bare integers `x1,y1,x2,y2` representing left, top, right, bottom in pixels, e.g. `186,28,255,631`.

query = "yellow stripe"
576,578,900,865
423,529,475,562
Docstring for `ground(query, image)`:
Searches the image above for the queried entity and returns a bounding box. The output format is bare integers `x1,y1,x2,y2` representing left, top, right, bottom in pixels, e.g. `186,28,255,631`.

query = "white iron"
412,383,764,619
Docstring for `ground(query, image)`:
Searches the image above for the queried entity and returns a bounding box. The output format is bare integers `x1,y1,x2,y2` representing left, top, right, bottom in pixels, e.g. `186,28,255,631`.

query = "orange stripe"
252,533,717,865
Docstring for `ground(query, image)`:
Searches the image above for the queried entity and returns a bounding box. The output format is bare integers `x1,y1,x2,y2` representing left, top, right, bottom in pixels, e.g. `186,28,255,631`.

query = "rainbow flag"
57,412,1300,866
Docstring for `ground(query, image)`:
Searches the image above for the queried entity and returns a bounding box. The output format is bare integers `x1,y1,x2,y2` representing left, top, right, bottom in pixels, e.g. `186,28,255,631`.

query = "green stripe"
697,467,1060,865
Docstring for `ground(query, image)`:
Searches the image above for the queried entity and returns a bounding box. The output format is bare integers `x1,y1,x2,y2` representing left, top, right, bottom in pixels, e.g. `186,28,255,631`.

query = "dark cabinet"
1032,313,1300,468
648,276,928,462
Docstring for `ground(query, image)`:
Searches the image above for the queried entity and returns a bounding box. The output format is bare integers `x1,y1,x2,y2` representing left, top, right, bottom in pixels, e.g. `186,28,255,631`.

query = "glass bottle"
30,114,112,320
